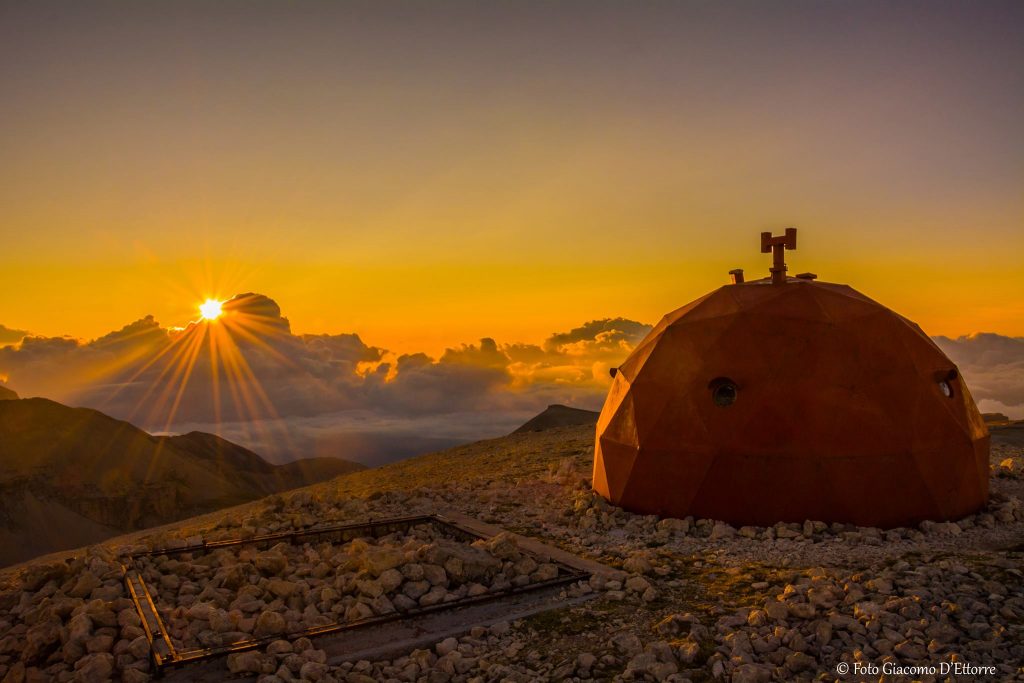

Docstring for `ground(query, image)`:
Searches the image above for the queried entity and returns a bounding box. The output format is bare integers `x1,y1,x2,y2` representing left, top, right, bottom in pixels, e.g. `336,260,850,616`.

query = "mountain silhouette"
0,398,364,566
513,404,599,434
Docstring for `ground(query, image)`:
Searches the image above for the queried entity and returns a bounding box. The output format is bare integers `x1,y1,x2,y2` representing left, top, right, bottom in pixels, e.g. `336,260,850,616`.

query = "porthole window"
709,377,738,407
936,369,957,399
713,383,737,406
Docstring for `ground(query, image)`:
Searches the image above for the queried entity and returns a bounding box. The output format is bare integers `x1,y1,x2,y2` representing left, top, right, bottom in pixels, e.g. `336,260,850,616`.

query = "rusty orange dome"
593,230,989,528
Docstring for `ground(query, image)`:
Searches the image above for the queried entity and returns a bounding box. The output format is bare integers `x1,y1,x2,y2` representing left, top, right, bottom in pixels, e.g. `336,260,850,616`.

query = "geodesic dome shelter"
593,229,989,528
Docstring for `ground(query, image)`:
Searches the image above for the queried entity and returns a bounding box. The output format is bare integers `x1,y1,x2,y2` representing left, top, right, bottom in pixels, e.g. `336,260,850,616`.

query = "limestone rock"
254,611,286,637
73,653,114,683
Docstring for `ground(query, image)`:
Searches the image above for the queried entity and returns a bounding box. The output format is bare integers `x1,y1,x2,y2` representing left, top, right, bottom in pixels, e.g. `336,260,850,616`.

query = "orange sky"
3,2,1022,355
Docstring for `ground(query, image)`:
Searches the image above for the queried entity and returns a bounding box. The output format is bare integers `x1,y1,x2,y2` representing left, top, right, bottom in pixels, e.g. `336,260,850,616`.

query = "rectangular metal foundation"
120,513,591,676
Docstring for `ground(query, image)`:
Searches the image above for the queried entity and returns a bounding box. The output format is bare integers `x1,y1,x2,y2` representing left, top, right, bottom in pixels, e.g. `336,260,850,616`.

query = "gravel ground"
0,425,1021,682
136,523,568,651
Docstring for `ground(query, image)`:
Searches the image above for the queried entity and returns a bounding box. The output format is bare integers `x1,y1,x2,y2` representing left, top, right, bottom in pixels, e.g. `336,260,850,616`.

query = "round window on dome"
936,369,957,399
709,377,738,407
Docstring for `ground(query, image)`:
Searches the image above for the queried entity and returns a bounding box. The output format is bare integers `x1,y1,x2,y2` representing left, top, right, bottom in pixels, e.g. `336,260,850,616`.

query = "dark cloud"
0,324,30,346
543,318,652,354
439,338,509,368
935,333,1024,418
498,319,654,393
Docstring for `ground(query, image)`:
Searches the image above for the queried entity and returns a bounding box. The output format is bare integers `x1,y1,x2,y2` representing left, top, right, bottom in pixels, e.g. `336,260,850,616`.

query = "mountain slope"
159,431,363,492
0,398,364,566
512,404,599,434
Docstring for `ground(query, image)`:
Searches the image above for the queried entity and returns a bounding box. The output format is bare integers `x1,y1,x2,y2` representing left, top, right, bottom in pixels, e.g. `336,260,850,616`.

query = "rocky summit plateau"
0,418,1022,682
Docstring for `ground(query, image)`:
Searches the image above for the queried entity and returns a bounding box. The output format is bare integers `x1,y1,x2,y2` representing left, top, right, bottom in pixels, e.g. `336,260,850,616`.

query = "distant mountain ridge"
0,398,364,566
513,404,599,434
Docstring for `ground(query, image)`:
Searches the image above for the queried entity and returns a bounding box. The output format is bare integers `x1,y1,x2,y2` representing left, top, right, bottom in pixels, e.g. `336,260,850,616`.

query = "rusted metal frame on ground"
121,563,177,670
158,570,585,671
126,514,441,559
120,514,590,676
432,514,515,547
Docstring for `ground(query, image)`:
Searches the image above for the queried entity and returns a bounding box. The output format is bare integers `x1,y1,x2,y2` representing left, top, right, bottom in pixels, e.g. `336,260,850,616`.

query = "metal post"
760,228,797,284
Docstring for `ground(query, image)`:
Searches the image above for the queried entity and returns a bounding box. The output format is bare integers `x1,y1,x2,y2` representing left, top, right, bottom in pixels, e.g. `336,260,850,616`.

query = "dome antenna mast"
760,228,797,284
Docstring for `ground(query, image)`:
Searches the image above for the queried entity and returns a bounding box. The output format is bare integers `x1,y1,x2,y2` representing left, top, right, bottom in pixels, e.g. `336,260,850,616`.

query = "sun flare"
199,299,223,321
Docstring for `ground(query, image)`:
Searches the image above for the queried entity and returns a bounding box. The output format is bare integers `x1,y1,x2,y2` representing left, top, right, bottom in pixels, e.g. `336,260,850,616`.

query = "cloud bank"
0,294,649,463
934,333,1024,419
4,294,1019,466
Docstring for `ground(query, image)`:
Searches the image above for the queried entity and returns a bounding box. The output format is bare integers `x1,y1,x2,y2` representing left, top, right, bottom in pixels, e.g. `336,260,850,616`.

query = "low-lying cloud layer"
934,333,1024,419
0,294,648,463
3,294,1020,466
169,410,536,467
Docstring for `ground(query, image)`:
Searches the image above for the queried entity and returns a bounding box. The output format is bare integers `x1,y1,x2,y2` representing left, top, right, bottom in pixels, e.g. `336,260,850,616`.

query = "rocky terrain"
0,398,364,566
0,421,1021,682
135,523,567,652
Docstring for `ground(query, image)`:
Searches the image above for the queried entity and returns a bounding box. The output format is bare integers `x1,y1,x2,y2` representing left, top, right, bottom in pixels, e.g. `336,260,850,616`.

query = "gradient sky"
3,0,1022,355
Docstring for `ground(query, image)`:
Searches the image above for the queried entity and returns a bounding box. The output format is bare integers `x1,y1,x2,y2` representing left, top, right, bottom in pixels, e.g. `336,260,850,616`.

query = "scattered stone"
254,611,286,637
67,572,101,599
435,637,458,656
73,653,114,683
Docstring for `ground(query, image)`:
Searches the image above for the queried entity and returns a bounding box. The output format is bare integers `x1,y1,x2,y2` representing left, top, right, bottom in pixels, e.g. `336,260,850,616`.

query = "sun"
199,298,223,321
